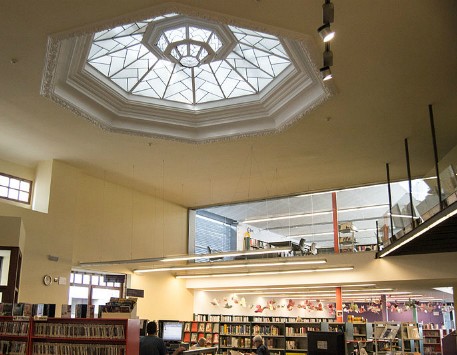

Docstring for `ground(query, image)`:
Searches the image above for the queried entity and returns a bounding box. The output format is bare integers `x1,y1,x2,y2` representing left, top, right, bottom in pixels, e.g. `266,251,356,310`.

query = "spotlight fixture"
320,66,332,81
317,23,335,42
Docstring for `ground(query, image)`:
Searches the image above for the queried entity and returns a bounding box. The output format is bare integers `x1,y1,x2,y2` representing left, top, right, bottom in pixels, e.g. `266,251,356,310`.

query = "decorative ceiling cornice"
41,3,335,143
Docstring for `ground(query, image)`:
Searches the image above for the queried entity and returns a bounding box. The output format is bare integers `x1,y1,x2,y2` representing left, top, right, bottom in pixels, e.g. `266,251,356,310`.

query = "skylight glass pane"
189,27,212,43
190,44,201,57
198,48,208,61
157,34,169,52
208,34,223,52
170,48,180,60
85,14,293,105
0,186,7,197
164,27,186,43
177,44,188,56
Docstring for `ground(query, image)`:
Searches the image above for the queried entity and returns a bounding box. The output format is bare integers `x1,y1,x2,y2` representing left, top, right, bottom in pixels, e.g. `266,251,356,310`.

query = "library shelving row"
183,320,220,345
372,321,424,355
192,314,342,355
193,314,448,355
422,327,443,355
0,315,139,355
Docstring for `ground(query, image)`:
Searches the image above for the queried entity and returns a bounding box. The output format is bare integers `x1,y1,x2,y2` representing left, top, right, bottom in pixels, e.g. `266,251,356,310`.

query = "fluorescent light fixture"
390,214,421,219
379,203,457,257
244,211,331,224
261,293,336,298
79,247,291,266
318,24,335,42
134,259,327,273
160,247,292,262
200,284,376,292
175,266,353,279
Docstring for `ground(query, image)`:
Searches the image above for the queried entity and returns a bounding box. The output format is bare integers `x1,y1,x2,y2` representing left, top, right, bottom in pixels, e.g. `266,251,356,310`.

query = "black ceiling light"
318,1,335,80
320,66,332,81
318,23,335,42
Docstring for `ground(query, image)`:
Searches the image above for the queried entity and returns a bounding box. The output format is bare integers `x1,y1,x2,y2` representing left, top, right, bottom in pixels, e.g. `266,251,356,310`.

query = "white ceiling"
1,0,457,209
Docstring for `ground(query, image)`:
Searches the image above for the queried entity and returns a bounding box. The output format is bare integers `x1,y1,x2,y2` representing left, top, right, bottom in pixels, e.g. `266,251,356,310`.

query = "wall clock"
43,274,52,286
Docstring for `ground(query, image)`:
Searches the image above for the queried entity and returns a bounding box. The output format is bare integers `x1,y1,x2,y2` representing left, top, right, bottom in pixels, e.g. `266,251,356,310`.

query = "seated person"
191,337,208,348
140,321,167,355
251,335,269,355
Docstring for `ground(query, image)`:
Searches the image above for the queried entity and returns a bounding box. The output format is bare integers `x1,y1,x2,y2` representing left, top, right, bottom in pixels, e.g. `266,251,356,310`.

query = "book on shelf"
0,303,13,316
212,333,219,344
205,323,213,332
43,304,56,317
406,326,420,340
191,322,198,332
184,322,191,332
183,333,191,342
191,333,198,342
61,304,72,318
212,323,219,333
75,304,95,318
198,323,205,332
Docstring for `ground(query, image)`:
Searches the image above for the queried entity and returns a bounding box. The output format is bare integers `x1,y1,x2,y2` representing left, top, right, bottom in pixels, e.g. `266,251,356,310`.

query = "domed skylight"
86,14,292,104
41,6,332,142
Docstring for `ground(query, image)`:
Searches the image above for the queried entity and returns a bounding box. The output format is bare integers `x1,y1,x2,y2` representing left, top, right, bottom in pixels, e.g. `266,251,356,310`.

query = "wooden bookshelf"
1,316,138,355
0,316,30,355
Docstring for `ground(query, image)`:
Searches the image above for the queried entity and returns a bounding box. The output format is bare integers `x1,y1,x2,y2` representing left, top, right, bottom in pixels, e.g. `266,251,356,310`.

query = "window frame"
0,172,32,205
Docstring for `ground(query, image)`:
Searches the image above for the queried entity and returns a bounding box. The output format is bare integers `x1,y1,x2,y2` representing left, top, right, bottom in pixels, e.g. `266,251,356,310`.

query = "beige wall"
0,159,193,321
1,158,456,322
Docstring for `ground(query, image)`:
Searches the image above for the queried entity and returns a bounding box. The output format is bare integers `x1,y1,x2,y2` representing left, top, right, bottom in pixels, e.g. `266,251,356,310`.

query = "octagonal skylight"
87,15,292,105
41,6,332,142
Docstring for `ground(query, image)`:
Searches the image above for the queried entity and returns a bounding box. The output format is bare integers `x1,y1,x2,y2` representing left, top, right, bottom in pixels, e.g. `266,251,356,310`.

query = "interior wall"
131,272,194,321
0,159,192,320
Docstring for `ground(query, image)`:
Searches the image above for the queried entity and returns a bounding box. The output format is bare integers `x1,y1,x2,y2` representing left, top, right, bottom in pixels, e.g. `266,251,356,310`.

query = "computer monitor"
307,331,346,355
161,320,183,342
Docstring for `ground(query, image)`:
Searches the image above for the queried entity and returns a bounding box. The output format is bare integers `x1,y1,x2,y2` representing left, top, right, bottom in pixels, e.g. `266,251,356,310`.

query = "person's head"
147,321,158,335
253,335,263,346
197,337,207,347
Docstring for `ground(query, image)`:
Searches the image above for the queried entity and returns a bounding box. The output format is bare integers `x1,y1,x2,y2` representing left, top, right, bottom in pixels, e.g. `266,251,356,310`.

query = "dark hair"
147,321,158,335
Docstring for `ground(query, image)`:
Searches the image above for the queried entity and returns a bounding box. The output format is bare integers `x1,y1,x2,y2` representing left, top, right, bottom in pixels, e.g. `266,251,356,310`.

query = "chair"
291,239,317,256
207,246,223,261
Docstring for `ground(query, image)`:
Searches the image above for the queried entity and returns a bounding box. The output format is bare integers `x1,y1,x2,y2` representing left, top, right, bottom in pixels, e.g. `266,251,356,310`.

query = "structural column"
332,192,339,253
336,286,343,322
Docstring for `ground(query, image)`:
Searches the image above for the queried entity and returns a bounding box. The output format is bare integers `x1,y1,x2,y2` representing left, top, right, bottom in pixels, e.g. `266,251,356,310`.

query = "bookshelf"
346,321,373,354
0,315,30,355
219,319,252,352
372,321,401,355
252,321,285,355
284,321,322,353
338,223,356,253
184,318,220,346
31,317,139,354
400,322,423,354
422,326,443,355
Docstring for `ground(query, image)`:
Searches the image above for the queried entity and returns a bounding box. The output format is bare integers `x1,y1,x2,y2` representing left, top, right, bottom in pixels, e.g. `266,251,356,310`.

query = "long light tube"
160,247,292,262
134,259,327,273
175,266,354,279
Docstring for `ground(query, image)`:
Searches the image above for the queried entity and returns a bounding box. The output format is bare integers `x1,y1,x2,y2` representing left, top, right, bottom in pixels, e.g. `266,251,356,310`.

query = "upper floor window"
0,173,32,204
